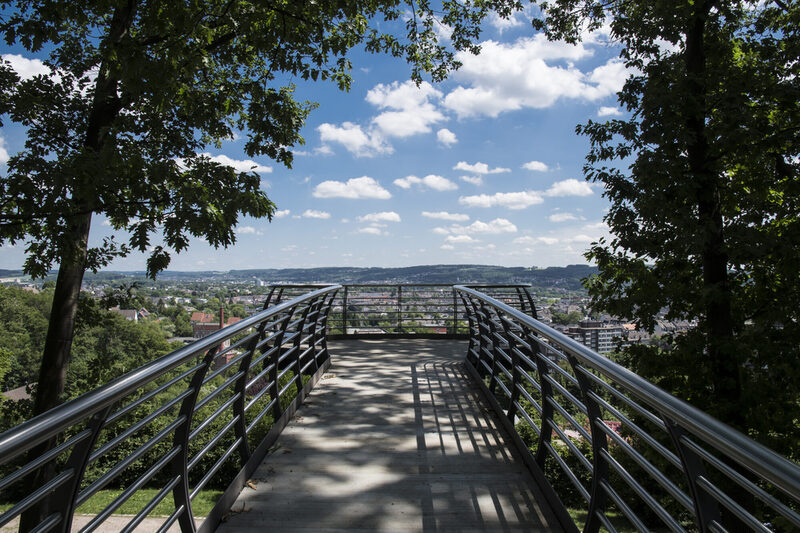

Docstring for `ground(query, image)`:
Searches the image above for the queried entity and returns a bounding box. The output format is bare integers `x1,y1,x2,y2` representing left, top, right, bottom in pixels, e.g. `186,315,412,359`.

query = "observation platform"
216,339,560,532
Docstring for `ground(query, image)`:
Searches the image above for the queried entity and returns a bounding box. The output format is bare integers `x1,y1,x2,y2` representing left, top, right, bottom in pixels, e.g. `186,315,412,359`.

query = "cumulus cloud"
488,11,525,33
237,226,261,235
393,174,457,191
451,218,518,235
460,175,483,186
459,191,544,210
200,153,272,173
313,176,391,199
274,209,291,218
302,209,331,219
437,128,458,147
367,80,445,138
522,160,549,172
317,122,391,158
358,227,384,235
441,244,455,250
357,211,401,223
422,211,469,222
454,161,511,175
514,236,559,245
2,54,52,80
544,179,593,197
549,212,580,222
598,106,622,117
442,35,629,118
318,81,446,156
446,235,477,244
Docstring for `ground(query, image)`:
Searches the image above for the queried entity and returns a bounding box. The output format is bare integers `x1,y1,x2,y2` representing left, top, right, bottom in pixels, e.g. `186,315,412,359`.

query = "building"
567,320,624,354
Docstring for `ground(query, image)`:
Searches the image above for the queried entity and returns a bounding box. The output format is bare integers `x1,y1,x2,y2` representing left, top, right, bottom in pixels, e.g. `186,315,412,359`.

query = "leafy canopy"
0,0,522,278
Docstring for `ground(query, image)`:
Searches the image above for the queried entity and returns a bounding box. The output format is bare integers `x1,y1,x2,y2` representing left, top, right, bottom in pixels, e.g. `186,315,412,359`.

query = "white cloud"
549,213,579,222
448,218,517,235
460,175,483,186
302,209,331,219
358,227,384,235
442,35,629,118
446,235,477,244
357,211,401,223
0,135,8,164
567,234,595,243
514,236,559,245
313,176,391,199
538,237,559,245
459,191,544,210
200,153,272,174
393,174,457,191
522,160,549,172
437,128,458,147
237,226,262,235
2,54,52,80
488,11,525,33
544,179,593,197
273,209,291,218
317,122,391,157
367,80,445,138
432,227,450,235
421,211,469,222
441,244,455,250
453,161,511,175
598,106,622,117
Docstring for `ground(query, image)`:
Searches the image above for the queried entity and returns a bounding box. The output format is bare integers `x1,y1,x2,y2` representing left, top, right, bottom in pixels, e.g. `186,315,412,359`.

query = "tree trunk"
685,4,743,430
19,213,92,532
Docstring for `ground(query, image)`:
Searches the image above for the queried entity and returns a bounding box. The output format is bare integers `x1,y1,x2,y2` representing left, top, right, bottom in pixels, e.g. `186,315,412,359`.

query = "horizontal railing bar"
187,416,240,472
156,505,185,533
680,436,800,527
542,373,588,416
695,476,771,533
0,285,341,462
599,447,688,532
193,371,244,413
594,418,693,512
542,440,591,502
203,348,252,385
514,401,542,436
545,395,591,442
90,389,192,464
105,365,202,427
0,470,74,528
28,512,61,533
246,398,278,433
455,285,800,499
0,429,91,493
119,476,181,533
244,377,275,410
190,437,243,499
599,478,647,533
188,394,239,442
79,447,181,533
245,363,276,393
77,417,185,506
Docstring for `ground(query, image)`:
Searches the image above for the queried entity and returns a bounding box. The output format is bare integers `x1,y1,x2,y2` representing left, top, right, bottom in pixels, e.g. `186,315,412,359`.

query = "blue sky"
0,10,627,271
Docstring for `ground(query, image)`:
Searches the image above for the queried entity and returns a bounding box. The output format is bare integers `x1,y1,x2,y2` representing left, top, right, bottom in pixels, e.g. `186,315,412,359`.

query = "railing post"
171,344,221,533
342,286,348,337
397,285,403,334
54,406,113,533
499,316,521,422
528,333,556,469
269,311,295,421
292,304,311,393
451,289,458,336
562,354,610,533
665,419,722,532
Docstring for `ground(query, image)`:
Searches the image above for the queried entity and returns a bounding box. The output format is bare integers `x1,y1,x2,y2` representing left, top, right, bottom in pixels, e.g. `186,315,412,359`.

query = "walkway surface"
216,338,561,532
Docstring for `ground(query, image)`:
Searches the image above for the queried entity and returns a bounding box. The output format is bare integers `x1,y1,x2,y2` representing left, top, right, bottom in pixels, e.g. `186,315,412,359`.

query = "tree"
533,1,799,453
0,0,523,423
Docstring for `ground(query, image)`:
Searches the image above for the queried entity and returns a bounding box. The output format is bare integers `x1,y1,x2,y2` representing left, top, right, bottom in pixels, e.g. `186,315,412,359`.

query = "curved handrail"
455,285,800,533
0,284,340,533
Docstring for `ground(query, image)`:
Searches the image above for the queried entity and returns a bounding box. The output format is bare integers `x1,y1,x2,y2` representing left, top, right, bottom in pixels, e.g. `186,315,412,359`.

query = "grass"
2,489,223,517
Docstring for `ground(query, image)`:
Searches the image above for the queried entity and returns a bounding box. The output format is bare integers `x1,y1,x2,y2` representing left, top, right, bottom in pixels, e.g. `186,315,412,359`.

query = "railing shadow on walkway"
215,338,560,532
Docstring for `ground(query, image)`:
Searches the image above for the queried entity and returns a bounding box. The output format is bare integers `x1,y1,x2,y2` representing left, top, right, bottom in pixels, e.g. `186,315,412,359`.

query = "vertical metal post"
397,285,403,334
452,289,458,336
342,286,348,337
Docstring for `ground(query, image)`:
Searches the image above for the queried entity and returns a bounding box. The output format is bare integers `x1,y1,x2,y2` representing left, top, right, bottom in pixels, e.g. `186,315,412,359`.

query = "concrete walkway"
216,339,561,532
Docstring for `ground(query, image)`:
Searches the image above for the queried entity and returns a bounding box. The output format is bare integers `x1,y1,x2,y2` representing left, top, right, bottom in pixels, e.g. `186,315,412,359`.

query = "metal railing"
455,285,800,533
0,285,340,533
265,283,536,337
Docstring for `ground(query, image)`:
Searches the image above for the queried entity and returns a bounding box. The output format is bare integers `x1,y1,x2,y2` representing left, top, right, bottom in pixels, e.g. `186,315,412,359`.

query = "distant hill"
82,264,598,291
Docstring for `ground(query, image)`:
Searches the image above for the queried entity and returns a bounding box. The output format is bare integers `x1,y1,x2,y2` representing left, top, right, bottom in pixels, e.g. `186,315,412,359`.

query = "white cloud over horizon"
313,176,392,199
522,160,549,172
459,190,544,210
394,174,457,191
357,211,401,223
454,161,511,175
302,209,331,219
421,211,469,222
